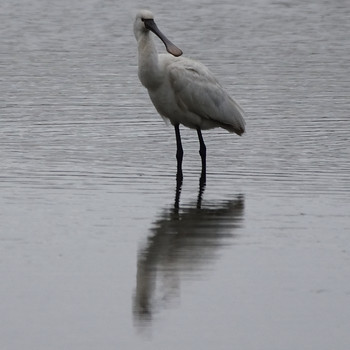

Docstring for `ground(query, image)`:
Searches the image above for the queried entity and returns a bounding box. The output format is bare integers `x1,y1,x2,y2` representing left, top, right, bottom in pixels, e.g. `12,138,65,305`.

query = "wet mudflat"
1,0,349,349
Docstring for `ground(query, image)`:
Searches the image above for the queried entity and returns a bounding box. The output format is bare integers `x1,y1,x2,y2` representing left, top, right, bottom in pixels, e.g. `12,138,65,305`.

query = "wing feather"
168,58,246,135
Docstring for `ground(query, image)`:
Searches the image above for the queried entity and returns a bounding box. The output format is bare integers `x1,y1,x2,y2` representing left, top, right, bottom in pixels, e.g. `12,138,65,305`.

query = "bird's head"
134,10,183,57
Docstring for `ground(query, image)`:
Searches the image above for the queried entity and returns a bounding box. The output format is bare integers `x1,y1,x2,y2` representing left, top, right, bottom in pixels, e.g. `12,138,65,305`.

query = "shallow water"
1,0,350,349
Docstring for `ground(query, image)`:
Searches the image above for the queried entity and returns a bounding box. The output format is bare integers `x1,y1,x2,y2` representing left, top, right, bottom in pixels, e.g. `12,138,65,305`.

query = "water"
1,0,349,349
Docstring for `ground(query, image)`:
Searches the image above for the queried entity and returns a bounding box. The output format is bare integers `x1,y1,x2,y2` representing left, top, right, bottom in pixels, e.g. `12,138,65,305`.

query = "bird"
133,9,246,184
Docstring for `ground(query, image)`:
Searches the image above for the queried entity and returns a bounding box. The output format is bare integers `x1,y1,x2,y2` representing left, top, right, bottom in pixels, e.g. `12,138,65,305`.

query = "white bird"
133,10,246,183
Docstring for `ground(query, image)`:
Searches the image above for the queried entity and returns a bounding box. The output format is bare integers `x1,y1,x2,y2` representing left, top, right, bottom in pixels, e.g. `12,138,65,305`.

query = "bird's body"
133,10,246,182
146,54,246,133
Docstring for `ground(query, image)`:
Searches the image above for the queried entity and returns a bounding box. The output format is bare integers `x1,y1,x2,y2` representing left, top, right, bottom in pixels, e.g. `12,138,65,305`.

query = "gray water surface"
1,0,350,349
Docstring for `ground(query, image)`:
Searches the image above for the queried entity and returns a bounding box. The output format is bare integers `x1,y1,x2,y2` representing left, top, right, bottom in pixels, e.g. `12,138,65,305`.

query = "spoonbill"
133,10,246,183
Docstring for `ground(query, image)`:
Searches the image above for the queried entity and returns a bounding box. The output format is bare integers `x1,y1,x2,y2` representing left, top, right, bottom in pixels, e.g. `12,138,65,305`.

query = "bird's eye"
141,18,145,22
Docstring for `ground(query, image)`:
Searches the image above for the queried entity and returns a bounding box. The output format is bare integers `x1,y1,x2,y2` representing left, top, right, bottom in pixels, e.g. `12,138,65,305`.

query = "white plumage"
133,9,246,181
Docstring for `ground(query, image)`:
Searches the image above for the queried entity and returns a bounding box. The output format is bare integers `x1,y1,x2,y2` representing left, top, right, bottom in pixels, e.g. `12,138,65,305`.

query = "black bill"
144,19,183,57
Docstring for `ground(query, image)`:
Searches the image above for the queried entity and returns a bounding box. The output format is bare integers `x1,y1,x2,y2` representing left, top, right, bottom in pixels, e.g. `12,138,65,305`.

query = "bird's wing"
168,58,246,134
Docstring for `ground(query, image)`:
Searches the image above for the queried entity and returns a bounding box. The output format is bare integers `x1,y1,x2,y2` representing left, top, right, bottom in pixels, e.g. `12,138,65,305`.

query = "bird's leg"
174,175,182,211
196,177,206,209
196,128,206,184
174,124,183,182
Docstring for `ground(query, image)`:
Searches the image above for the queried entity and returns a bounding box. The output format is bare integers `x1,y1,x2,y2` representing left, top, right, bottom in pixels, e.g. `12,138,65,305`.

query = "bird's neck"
137,33,162,89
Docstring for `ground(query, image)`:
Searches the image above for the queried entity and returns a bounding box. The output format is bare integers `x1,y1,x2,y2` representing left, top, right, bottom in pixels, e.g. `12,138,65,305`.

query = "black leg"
196,177,206,209
174,124,183,182
174,176,182,211
196,128,206,184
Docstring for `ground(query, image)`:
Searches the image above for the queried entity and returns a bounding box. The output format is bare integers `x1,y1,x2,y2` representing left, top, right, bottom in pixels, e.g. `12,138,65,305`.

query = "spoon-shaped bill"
144,19,183,57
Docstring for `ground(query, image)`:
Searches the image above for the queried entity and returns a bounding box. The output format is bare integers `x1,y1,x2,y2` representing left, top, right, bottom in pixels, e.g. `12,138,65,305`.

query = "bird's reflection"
133,178,245,327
